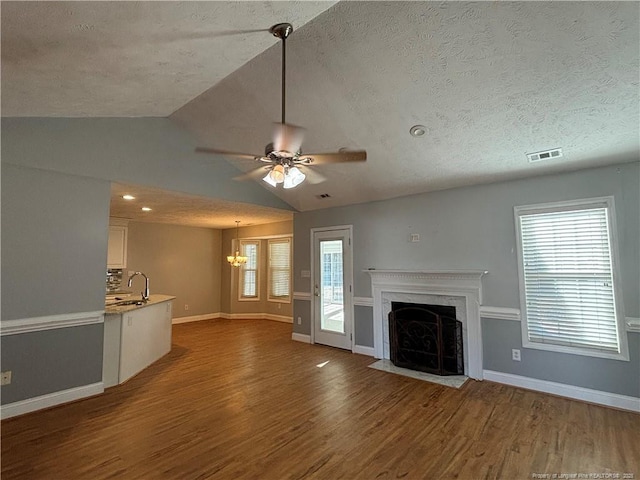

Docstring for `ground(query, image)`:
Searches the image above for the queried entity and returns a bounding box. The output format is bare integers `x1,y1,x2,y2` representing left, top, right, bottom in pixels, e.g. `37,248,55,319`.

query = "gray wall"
2,117,293,211
126,221,222,318
0,325,104,404
1,164,110,404
220,220,294,317
292,162,640,397
2,164,111,319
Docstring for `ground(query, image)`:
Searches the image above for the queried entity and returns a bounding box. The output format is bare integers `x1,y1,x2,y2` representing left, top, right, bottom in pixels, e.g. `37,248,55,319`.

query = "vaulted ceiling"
3,1,638,222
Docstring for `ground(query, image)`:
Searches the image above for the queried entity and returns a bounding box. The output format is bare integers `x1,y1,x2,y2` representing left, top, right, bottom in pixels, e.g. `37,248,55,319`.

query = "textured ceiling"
1,1,336,116
3,1,639,218
174,1,640,211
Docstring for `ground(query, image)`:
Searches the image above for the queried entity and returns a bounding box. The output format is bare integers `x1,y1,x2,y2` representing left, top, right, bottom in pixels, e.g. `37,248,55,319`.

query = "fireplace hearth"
389,303,464,376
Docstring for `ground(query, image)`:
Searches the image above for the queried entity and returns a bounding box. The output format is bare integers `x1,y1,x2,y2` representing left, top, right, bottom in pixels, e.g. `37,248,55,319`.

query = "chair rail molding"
1,310,104,336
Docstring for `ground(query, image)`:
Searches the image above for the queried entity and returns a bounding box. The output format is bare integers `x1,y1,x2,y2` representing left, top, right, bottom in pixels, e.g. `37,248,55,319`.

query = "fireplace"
366,270,487,380
389,302,464,376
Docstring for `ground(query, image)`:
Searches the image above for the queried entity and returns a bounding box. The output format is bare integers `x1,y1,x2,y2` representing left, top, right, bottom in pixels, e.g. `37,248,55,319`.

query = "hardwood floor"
2,319,638,479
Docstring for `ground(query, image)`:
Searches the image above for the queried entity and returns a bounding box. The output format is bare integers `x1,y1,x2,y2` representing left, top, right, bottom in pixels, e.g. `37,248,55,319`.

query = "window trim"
238,239,260,302
514,196,629,361
267,237,292,304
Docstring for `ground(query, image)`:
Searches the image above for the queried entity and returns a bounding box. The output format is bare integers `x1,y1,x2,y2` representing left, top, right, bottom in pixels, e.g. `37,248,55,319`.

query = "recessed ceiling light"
410,125,426,137
141,207,152,212
122,194,135,200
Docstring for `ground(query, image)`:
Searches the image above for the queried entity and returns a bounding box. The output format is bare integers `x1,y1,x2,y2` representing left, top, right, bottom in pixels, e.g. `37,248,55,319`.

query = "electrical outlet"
512,349,521,361
184,304,189,311
297,317,302,325
1,371,12,386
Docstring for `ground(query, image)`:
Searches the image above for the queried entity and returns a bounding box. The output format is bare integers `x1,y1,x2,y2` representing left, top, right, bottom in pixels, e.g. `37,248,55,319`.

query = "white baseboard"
292,332,311,343
220,313,293,323
353,345,375,356
172,313,221,324
483,370,640,413
1,382,104,420
173,313,293,324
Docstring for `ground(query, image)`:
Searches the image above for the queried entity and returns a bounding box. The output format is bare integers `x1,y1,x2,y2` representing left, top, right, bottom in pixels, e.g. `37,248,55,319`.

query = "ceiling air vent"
316,193,331,199
527,148,563,163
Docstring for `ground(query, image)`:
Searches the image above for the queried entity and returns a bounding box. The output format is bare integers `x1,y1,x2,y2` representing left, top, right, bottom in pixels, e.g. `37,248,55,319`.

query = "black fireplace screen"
389,304,464,376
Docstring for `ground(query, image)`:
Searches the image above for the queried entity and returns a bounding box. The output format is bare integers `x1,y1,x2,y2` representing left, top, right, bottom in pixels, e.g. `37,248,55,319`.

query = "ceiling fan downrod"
269,23,293,125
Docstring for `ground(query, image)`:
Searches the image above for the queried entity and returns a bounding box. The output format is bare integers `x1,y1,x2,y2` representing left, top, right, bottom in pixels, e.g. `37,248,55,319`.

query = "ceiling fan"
196,23,367,189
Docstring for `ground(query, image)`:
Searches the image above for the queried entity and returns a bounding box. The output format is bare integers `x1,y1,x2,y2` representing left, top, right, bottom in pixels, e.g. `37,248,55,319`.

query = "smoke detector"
410,125,427,137
527,148,563,163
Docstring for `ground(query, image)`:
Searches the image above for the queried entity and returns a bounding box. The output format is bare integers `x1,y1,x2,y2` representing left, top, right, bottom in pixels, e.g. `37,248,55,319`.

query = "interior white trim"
0,310,104,336
292,332,311,343
293,291,312,301
478,309,639,333
480,306,521,322
483,370,640,413
354,296,374,307
367,270,487,380
626,317,640,333
353,345,375,357
219,312,293,323
1,382,104,419
172,313,220,324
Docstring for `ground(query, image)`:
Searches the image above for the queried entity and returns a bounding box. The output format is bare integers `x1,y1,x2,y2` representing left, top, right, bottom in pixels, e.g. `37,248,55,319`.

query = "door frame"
309,225,354,351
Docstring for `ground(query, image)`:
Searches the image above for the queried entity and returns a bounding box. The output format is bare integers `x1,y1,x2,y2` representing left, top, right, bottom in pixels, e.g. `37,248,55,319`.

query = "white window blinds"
515,198,626,359
240,241,259,299
268,238,291,302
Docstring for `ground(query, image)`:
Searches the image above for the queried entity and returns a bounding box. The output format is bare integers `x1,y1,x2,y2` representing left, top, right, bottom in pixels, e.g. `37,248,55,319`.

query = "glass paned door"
320,240,344,333
312,227,353,351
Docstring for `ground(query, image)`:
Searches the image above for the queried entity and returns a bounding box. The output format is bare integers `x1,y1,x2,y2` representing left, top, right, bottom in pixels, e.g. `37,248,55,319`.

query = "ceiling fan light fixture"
262,171,278,187
269,164,285,184
283,166,305,189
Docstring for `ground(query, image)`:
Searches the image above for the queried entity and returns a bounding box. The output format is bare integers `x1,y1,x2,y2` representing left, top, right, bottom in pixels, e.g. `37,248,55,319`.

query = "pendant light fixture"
227,221,248,267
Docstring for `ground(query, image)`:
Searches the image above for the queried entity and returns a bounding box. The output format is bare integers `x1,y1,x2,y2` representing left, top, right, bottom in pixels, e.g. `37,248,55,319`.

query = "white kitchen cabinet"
102,296,174,387
120,301,172,383
107,225,128,268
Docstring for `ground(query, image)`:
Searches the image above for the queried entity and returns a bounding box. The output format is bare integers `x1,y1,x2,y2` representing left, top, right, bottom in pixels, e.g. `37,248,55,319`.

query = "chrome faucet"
127,272,150,302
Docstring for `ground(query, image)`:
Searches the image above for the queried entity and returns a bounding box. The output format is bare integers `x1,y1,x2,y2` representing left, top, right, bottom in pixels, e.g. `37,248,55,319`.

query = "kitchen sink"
114,299,147,306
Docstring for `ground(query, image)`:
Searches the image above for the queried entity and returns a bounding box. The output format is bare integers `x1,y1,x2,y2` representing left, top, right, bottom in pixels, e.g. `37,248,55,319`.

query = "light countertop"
105,294,176,315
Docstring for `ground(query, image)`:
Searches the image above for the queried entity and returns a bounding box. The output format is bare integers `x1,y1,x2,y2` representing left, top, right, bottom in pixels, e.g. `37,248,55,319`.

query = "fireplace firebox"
389,302,464,376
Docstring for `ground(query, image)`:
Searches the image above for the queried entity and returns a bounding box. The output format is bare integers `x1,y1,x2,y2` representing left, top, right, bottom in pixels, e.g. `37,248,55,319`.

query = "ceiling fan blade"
163,29,270,42
299,150,367,165
232,166,270,182
195,147,260,161
273,123,305,154
299,167,326,185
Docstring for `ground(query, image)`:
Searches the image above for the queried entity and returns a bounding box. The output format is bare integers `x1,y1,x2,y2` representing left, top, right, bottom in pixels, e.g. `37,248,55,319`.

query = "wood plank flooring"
2,319,638,479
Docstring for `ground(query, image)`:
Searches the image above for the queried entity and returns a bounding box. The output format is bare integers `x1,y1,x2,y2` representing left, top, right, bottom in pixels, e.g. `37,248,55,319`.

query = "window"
268,238,291,302
515,197,628,360
239,240,259,301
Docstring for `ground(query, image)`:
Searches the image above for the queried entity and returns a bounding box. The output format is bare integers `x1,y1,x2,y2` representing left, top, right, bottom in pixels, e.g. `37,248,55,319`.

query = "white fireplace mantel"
366,269,488,380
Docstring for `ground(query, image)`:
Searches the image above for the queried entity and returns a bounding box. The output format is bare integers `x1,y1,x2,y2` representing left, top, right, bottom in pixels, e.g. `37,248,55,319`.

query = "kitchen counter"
105,294,176,314
103,295,175,388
